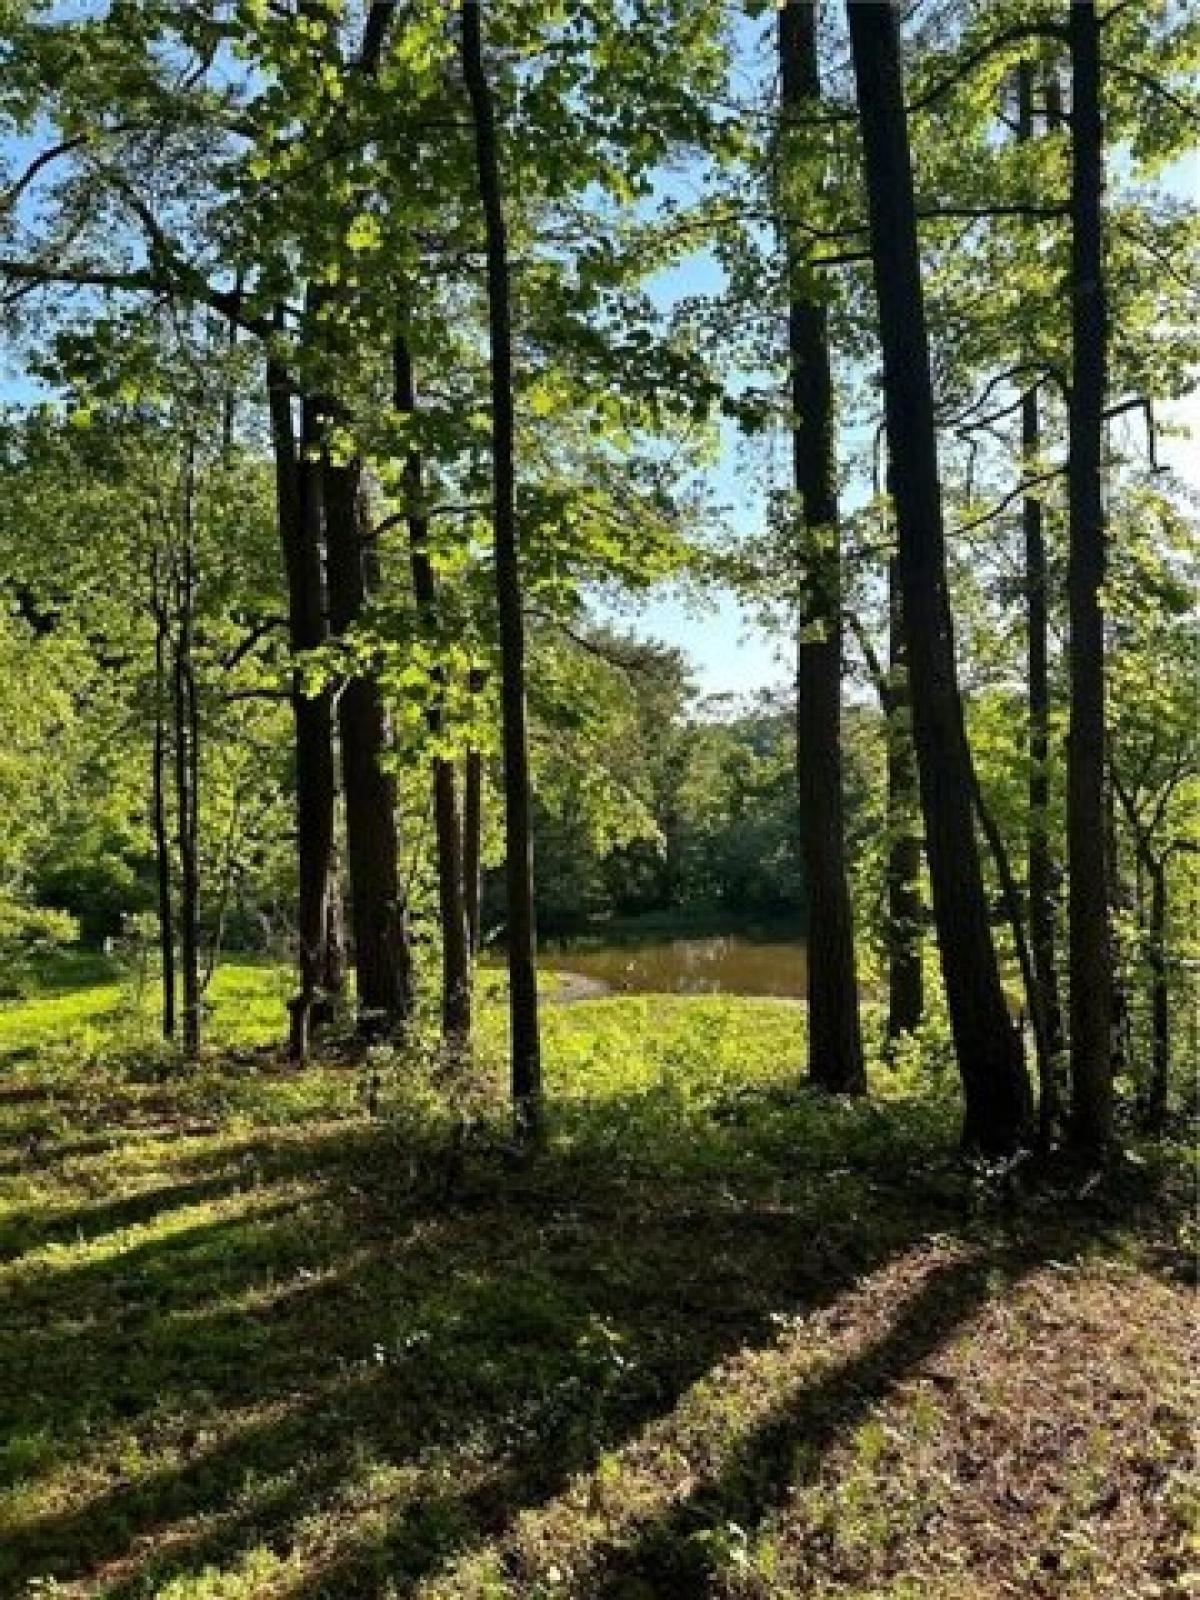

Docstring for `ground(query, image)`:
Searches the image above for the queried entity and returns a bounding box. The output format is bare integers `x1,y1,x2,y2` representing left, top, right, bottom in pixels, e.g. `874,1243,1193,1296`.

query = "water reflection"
545,936,808,998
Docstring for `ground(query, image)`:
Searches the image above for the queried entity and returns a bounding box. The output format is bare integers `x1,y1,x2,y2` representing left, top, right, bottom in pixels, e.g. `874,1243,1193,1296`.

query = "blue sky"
616,143,1199,705
2,66,1195,709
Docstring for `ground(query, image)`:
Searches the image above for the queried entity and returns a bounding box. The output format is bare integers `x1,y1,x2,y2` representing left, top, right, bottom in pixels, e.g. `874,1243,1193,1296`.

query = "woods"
0,3,1196,1595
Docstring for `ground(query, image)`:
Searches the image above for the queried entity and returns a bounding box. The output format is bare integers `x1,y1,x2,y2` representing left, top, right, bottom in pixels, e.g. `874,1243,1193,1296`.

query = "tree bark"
172,444,201,1060
393,336,472,1046
885,556,924,1041
321,846,347,1011
266,360,336,1061
464,738,484,959
150,555,176,1040
1018,63,1065,1141
846,0,1031,1153
323,456,413,1033
1066,0,1114,1155
1145,859,1169,1130
779,0,865,1095
462,0,541,1135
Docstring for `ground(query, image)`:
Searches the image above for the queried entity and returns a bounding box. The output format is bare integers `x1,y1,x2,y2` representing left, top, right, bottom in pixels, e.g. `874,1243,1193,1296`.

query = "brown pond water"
544,937,808,998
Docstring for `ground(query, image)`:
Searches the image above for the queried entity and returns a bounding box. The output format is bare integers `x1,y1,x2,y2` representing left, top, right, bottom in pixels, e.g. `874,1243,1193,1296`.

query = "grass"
0,953,293,1062
0,957,1194,1598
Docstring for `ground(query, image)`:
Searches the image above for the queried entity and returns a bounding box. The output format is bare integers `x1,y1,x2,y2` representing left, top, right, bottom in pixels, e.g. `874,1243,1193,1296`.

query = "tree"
884,557,924,1043
1108,493,1198,1131
461,0,541,1135
778,0,865,1096
1066,0,1114,1156
394,337,471,1048
323,454,413,1034
171,436,202,1058
149,552,176,1039
0,390,291,1032
267,367,340,1059
846,0,1031,1153
1017,59,1065,1140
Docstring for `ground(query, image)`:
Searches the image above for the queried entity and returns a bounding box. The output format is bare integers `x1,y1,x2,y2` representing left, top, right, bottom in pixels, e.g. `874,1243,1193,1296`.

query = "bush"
0,896,80,997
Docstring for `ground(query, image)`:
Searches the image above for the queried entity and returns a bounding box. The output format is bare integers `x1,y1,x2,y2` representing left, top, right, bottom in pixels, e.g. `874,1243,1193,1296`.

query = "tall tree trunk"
1066,0,1114,1155
462,0,541,1135
1018,63,1065,1141
885,556,924,1041
323,457,413,1033
779,0,864,1095
394,336,472,1046
173,446,201,1060
266,360,336,1061
846,1,1031,1153
151,556,177,1041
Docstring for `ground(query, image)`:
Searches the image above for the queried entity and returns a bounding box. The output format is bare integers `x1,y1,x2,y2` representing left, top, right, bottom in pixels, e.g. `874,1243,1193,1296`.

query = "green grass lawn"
0,960,1193,1598
0,954,294,1060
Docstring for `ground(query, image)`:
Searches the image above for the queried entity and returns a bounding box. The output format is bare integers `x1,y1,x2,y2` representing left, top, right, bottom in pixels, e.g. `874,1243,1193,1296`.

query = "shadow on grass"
0,1120,379,1258
0,1079,1182,1599
579,1241,1035,1597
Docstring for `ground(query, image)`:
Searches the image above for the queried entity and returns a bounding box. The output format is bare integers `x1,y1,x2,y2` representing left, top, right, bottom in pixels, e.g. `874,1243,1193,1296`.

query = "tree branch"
955,465,1066,536
1106,61,1200,126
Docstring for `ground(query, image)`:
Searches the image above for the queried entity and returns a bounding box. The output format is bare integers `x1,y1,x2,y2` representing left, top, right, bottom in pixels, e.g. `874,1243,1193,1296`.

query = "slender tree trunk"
885,556,924,1041
1066,0,1114,1155
779,0,864,1095
266,360,336,1061
151,557,177,1040
463,667,488,958
172,447,201,1060
323,457,413,1033
1145,858,1169,1129
462,0,541,1135
971,770,1054,1106
1106,777,1131,1079
846,1,1031,1153
1018,64,1065,1141
464,736,484,958
394,336,471,1045
220,276,242,455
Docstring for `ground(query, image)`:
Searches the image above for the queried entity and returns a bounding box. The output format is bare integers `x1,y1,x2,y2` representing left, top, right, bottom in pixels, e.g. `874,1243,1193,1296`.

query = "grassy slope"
0,963,1194,1599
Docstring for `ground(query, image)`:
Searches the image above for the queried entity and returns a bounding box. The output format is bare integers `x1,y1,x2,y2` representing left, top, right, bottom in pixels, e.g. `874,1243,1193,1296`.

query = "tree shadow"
0,1083,1179,1598
578,1240,1039,1597
0,1119,380,1258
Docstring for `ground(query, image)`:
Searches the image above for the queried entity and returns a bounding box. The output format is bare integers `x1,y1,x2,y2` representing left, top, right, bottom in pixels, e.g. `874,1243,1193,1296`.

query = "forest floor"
0,960,1195,1599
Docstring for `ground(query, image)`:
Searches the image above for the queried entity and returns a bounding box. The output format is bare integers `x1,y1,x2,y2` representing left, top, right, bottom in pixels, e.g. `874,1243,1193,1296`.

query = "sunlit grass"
0,955,1191,1599
0,951,291,1060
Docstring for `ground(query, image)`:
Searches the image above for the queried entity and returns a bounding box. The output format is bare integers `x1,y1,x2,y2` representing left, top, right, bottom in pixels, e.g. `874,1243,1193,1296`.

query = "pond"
544,936,808,999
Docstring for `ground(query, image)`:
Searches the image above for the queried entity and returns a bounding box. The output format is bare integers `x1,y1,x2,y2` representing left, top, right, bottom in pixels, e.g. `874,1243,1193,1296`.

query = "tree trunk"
1145,859,1169,1130
846,1,1031,1153
462,0,541,1136
151,556,177,1041
266,359,336,1061
321,847,347,1012
393,336,472,1046
779,0,864,1095
1066,0,1114,1155
1018,63,1065,1141
323,457,413,1033
464,737,484,959
172,446,201,1060
885,556,924,1042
